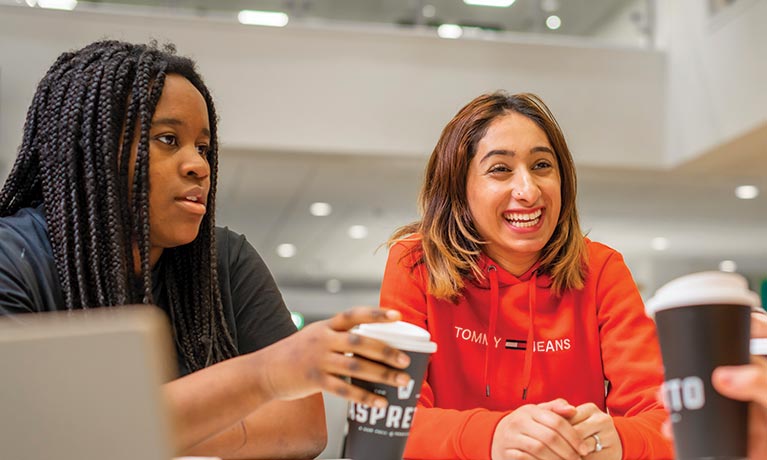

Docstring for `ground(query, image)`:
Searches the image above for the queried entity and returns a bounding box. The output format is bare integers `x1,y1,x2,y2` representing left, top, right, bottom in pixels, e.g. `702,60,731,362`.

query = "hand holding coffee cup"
711,313,767,459
646,271,761,460
344,321,437,460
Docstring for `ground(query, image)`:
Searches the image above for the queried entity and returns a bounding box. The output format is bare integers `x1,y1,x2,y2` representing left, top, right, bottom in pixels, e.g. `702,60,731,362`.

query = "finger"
529,407,587,457
327,307,400,331
502,449,538,460
333,331,411,369
513,431,577,460
752,312,767,338
568,403,597,425
712,364,767,407
324,352,411,388
570,410,605,453
538,398,577,419
320,374,389,409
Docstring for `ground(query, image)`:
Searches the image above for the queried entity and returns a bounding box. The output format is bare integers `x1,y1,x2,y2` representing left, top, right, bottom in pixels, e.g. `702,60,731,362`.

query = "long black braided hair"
0,40,236,371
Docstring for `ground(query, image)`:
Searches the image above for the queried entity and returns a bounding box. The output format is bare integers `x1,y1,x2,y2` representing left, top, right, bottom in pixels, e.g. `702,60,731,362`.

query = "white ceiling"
74,0,639,36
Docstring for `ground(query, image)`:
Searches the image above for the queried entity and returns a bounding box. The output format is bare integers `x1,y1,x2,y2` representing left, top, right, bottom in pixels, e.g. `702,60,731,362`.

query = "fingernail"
714,367,735,385
398,353,410,366
374,398,388,408
385,310,400,319
396,374,410,386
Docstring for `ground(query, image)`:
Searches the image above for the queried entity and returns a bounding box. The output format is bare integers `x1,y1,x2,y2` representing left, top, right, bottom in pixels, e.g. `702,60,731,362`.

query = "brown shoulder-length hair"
389,92,587,299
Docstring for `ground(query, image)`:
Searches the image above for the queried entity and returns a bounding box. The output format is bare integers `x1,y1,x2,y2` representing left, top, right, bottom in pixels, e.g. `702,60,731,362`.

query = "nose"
511,168,540,204
180,147,210,180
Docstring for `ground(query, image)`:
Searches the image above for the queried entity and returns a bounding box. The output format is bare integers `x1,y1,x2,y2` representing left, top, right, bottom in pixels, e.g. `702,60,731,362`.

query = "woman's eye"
155,134,177,146
196,144,210,156
488,164,511,174
533,160,552,170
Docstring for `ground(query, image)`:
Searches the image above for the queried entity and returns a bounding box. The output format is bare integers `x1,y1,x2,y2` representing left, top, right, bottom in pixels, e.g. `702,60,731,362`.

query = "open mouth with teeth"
503,209,542,228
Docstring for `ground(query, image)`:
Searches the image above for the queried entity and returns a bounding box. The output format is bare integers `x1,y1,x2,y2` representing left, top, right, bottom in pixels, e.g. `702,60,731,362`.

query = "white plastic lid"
751,338,767,356
646,271,761,317
353,321,437,354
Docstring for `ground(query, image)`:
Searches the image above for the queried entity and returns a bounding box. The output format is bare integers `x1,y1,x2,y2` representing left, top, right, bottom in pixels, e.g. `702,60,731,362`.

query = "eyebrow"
151,117,211,137
479,146,554,164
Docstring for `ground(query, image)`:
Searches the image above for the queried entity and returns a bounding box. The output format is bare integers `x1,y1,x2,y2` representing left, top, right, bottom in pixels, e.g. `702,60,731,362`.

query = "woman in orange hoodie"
381,92,673,460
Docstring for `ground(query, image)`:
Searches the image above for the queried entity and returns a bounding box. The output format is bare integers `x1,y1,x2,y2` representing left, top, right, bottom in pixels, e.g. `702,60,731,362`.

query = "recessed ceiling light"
651,237,670,251
38,0,76,10
437,24,463,39
326,279,342,294
348,225,368,239
719,260,737,273
463,0,515,7
545,15,562,30
735,185,759,200
309,202,332,217
238,10,289,27
276,243,297,258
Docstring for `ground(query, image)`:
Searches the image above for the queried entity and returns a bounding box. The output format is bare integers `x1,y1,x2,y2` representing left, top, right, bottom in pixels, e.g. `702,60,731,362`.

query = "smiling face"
127,73,212,267
465,111,562,275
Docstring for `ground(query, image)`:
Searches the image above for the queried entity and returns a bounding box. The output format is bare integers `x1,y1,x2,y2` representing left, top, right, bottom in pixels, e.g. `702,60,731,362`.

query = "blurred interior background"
1,0,765,323
2,1,765,456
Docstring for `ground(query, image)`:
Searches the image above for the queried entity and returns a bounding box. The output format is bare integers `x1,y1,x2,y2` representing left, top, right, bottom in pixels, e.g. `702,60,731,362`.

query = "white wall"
0,4,666,178
660,0,767,166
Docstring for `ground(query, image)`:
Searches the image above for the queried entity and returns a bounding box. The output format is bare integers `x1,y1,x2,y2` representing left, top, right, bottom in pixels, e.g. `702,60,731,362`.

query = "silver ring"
593,433,603,452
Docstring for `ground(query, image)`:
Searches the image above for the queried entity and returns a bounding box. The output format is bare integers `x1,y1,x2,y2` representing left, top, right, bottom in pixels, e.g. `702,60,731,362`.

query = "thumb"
712,365,767,407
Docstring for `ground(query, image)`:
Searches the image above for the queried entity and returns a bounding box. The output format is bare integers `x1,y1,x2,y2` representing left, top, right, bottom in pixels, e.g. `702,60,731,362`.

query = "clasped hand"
492,399,622,460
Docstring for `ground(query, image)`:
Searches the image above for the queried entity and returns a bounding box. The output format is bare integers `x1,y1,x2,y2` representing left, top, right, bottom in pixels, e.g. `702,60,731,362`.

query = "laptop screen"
0,306,177,460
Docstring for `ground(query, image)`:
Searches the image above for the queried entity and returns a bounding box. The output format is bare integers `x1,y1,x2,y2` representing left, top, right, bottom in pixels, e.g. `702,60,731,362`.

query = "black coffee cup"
344,321,437,460
647,271,760,460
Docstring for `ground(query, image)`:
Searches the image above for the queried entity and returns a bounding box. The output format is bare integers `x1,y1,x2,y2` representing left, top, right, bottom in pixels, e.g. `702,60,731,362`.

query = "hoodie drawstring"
522,272,537,400
484,265,499,397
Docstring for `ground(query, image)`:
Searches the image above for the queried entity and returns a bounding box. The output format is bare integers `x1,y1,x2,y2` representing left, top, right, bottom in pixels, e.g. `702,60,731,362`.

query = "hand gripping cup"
344,321,437,460
646,271,761,460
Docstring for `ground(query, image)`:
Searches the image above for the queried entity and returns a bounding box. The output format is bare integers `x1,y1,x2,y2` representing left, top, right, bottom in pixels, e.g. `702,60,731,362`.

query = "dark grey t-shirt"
0,206,297,375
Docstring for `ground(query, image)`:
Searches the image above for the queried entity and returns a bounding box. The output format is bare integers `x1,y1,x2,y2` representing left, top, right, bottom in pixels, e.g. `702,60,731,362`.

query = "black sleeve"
218,228,297,355
0,228,60,316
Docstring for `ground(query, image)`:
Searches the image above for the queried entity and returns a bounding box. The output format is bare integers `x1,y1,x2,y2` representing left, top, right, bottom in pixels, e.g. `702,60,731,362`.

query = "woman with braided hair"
0,40,412,458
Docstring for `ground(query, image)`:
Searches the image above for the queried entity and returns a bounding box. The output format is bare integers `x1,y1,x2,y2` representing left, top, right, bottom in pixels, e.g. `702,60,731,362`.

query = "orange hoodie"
380,237,673,460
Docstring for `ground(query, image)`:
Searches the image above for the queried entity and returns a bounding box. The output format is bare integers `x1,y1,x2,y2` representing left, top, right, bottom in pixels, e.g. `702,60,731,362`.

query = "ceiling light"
735,185,759,200
309,202,332,217
651,237,670,251
326,279,342,294
463,0,516,7
238,10,289,27
545,15,562,30
348,225,368,239
276,243,297,258
437,24,463,39
25,0,37,6
38,0,76,10
719,260,737,273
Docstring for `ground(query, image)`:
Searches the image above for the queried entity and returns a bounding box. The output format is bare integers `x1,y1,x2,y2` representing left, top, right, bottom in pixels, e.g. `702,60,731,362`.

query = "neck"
132,244,163,275
483,248,539,277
